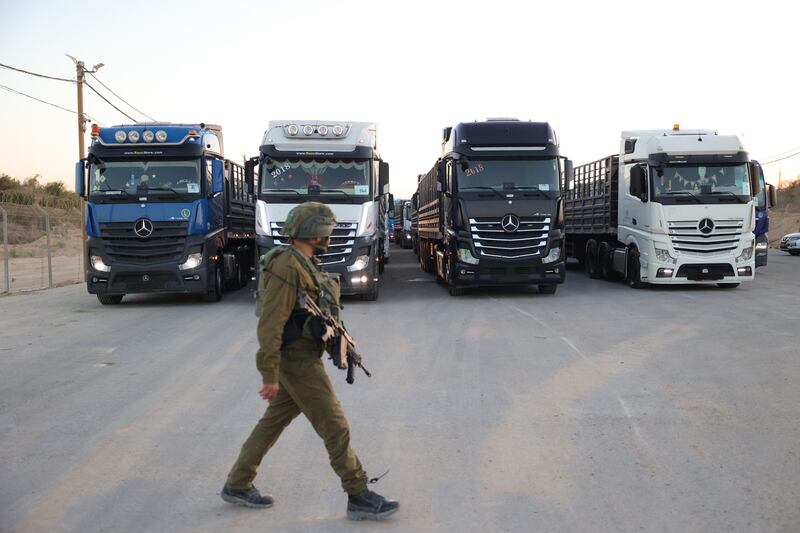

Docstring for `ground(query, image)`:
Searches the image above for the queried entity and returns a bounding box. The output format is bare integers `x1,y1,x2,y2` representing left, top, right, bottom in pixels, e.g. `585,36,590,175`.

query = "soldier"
221,202,399,521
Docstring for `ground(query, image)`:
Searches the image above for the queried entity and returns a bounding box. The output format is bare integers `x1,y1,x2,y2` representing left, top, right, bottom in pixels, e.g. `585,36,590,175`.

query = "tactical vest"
255,246,342,347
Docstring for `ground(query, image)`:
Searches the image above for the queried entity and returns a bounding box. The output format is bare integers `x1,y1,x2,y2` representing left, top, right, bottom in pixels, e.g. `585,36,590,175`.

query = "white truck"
246,121,390,300
564,127,759,288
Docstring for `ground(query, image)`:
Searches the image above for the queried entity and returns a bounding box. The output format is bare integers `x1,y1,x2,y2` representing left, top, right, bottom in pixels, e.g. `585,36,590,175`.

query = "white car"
779,232,800,255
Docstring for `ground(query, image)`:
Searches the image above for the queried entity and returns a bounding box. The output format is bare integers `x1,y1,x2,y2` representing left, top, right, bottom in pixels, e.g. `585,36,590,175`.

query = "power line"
0,82,103,125
87,72,156,122
0,61,74,83
761,150,800,165
83,80,138,122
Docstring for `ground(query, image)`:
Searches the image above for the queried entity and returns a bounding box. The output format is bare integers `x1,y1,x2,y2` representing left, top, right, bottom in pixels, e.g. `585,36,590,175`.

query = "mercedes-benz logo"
698,218,715,235
134,218,154,238
501,214,520,233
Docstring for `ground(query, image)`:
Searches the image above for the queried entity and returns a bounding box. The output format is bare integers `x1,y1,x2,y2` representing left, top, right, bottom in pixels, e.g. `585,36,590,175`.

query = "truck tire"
203,259,224,302
627,247,645,289
717,283,740,289
538,284,557,295
378,256,385,274
226,255,242,290
597,241,614,280
361,280,379,301
97,294,123,305
586,240,602,279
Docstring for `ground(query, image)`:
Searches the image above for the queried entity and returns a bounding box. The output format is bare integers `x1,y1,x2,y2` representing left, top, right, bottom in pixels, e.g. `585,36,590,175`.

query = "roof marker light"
318,125,328,136
187,129,198,136
114,130,127,143
91,124,101,137
155,130,167,142
142,130,155,143
128,130,140,143
287,124,299,136
303,125,314,136
673,124,680,131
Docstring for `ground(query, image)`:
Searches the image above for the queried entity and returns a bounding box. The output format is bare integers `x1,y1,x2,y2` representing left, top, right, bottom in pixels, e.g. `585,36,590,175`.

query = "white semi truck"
564,127,759,288
247,121,390,300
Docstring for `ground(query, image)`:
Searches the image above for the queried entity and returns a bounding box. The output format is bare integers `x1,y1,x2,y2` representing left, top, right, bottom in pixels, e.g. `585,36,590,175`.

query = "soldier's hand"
259,383,279,401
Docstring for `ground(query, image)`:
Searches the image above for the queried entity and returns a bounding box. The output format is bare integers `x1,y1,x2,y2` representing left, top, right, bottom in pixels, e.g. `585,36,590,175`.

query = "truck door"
620,163,651,239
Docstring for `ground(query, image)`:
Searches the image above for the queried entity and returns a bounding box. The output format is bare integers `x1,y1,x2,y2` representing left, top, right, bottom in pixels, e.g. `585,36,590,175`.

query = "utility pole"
67,55,103,282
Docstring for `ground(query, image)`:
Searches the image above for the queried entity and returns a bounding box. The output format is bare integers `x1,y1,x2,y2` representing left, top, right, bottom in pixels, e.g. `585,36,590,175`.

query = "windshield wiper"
93,187,134,197
317,189,355,202
509,186,556,198
709,191,745,203
459,186,506,199
141,186,182,197
263,189,304,198
662,191,702,204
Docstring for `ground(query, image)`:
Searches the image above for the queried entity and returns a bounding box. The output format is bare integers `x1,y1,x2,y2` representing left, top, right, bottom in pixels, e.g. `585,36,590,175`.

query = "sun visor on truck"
648,151,750,165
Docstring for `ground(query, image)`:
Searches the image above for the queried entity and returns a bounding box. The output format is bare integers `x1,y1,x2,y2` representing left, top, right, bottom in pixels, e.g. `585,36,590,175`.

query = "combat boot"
346,489,399,521
220,485,274,508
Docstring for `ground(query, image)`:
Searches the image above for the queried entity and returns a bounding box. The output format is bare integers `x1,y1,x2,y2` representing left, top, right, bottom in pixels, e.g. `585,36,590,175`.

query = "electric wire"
0,83,104,125
0,61,74,83
87,72,156,122
83,80,138,122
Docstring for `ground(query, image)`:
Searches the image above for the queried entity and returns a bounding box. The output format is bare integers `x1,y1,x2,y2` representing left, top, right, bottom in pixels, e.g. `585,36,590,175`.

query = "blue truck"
751,160,778,267
75,123,256,304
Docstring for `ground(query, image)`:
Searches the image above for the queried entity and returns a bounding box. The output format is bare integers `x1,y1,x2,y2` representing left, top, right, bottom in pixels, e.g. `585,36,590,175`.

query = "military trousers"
226,354,368,495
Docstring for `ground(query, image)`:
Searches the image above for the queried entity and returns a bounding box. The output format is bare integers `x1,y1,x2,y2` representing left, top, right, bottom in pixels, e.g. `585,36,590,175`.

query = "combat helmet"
282,202,337,240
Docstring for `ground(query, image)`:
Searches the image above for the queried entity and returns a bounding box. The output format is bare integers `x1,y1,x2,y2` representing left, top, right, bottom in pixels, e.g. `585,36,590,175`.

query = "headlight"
90,255,111,272
736,244,754,263
142,130,155,143
458,248,479,265
155,130,168,142
318,125,329,136
653,243,675,264
332,125,344,136
756,241,768,250
303,125,314,136
179,252,203,270
347,255,370,272
127,130,140,143
287,124,299,136
114,130,127,143
542,246,561,264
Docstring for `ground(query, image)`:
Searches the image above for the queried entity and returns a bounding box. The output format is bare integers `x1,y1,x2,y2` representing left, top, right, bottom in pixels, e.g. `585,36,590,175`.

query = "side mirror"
244,157,258,195
75,160,86,197
748,162,762,196
379,161,390,195
768,184,777,208
630,165,648,202
211,159,225,195
563,159,573,191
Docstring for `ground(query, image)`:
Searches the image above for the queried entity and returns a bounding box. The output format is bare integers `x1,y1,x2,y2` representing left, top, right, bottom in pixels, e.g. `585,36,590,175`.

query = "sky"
1,0,799,198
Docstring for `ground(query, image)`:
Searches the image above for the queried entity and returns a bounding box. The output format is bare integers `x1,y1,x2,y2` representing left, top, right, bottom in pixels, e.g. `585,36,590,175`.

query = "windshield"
261,158,371,198
89,159,201,198
456,158,560,193
651,163,751,203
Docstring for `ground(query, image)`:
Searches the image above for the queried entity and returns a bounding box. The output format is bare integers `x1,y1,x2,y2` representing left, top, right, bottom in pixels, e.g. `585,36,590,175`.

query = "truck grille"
270,221,357,266
469,216,549,259
667,218,744,256
99,221,188,263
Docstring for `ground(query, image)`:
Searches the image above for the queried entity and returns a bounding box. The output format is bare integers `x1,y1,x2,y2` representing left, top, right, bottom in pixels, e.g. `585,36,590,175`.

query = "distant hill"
0,172,78,209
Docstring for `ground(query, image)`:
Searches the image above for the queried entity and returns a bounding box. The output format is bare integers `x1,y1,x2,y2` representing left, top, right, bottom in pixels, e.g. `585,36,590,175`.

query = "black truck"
415,119,571,295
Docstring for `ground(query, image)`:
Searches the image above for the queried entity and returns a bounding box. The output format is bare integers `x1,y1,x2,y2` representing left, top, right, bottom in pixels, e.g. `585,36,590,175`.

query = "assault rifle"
299,293,372,384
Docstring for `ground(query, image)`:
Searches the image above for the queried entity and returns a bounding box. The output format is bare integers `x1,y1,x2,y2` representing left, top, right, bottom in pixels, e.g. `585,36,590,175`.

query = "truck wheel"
97,294,123,305
226,255,242,290
378,256,385,274
361,280,379,301
627,248,645,289
538,284,557,295
586,240,602,279
598,241,614,280
239,252,250,288
717,283,740,289
203,259,224,302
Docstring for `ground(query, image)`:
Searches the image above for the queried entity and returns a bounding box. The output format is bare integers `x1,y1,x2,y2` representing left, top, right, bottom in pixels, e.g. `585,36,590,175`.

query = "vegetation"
0,172,79,209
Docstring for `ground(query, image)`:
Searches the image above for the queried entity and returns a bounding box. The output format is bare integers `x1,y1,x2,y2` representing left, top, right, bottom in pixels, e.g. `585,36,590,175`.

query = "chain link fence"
0,192,84,294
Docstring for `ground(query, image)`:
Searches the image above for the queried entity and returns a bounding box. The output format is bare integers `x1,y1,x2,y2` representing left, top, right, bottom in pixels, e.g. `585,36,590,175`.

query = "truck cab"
618,128,759,285
249,121,389,301
76,123,255,304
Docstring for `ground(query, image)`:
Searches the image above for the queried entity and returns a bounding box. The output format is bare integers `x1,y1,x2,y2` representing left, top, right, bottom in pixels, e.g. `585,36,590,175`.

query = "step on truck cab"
416,119,571,295
564,126,760,288
248,121,390,301
76,123,256,304
750,160,777,267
